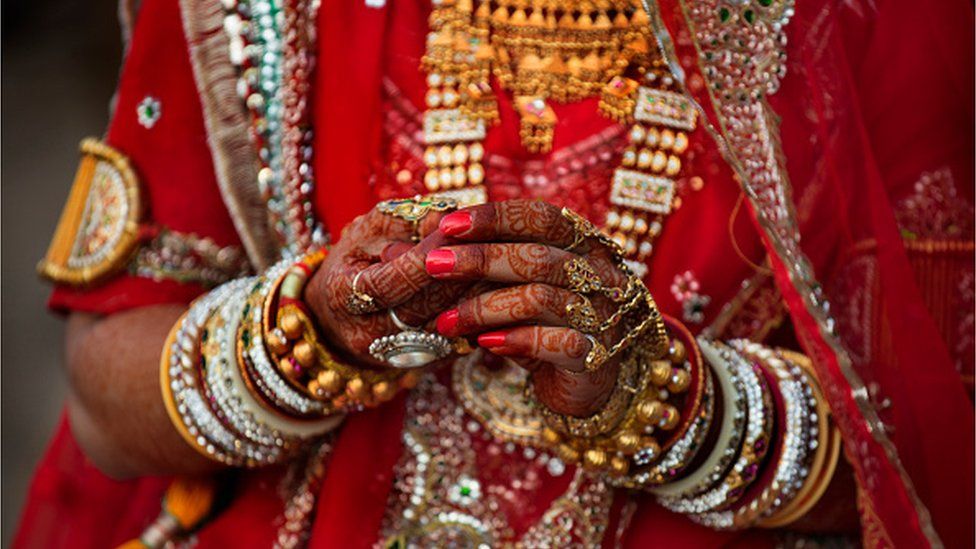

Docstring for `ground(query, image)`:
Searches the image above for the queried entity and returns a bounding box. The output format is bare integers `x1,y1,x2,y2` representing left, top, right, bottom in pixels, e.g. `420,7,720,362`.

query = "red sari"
15,0,973,547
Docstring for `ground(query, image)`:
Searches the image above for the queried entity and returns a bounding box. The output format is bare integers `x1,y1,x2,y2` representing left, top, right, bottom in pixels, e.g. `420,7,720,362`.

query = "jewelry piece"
583,335,610,373
651,339,748,498
561,208,625,259
368,309,452,368
346,270,379,315
377,195,458,241
566,296,601,334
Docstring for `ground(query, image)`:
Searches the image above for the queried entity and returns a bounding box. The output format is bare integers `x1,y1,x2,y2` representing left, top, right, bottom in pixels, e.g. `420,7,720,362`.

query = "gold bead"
667,368,691,393
610,455,630,476
649,360,673,386
279,358,301,379
636,400,664,425
345,378,370,400
616,431,641,453
659,404,680,430
400,372,420,390
542,427,562,445
317,370,344,395
266,331,290,356
556,444,580,463
293,340,316,368
280,312,304,340
306,379,327,400
669,340,687,364
583,448,608,469
372,381,396,402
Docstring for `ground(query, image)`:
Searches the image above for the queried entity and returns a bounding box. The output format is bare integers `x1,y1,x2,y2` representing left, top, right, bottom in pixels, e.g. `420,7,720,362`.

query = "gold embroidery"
38,138,143,286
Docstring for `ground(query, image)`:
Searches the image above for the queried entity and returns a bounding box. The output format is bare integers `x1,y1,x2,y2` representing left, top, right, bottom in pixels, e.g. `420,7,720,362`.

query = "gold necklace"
419,0,698,274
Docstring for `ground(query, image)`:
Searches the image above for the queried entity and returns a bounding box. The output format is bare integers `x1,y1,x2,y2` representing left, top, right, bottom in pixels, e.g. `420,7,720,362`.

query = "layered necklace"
419,0,699,275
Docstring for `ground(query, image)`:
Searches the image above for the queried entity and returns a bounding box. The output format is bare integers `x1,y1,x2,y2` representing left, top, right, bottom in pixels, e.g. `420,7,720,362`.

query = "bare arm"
64,306,216,479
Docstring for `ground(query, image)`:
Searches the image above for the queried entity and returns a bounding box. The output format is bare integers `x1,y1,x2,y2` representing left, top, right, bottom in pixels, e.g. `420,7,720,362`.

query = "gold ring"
378,195,458,242
583,335,610,373
566,295,601,334
560,207,625,258
346,270,379,315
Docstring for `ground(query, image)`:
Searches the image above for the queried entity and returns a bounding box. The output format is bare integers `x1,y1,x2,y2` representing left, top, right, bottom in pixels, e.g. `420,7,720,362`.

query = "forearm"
64,307,216,478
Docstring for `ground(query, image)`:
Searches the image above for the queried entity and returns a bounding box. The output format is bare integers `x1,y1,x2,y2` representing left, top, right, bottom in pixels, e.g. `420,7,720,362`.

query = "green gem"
718,7,730,22
758,0,773,6
743,9,755,23
460,486,472,496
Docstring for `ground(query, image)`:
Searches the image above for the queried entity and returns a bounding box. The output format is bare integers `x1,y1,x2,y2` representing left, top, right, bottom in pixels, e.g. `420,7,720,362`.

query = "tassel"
163,476,217,529
115,477,217,549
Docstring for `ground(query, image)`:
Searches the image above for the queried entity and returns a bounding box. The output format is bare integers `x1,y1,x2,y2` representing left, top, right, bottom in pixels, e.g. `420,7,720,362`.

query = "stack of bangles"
160,249,420,467
532,306,840,530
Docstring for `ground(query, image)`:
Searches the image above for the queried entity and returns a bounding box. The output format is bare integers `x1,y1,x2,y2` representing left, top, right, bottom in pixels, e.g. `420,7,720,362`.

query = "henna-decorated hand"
304,205,471,367
426,200,636,417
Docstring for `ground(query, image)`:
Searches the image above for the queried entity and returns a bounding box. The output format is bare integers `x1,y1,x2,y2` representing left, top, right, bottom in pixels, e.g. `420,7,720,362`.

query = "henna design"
306,210,467,366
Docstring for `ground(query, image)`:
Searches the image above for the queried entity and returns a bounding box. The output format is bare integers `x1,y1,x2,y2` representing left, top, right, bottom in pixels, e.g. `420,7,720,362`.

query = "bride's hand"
304,204,471,367
425,200,635,417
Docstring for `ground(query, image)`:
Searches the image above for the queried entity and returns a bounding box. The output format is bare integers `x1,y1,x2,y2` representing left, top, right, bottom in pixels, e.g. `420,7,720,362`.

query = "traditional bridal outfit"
16,0,974,547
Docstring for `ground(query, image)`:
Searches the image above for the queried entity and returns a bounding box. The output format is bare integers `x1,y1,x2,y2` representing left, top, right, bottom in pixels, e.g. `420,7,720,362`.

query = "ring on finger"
367,309,452,369
346,270,380,315
560,207,625,258
566,295,601,334
378,195,458,242
563,257,627,302
583,334,610,373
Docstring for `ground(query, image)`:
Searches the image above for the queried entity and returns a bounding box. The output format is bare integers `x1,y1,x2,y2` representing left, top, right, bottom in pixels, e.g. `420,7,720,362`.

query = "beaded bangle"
650,339,748,497
201,295,287,463
759,350,840,528
161,279,259,466
238,264,329,417
261,250,414,411
619,371,715,488
691,340,815,529
207,291,338,441
658,341,773,515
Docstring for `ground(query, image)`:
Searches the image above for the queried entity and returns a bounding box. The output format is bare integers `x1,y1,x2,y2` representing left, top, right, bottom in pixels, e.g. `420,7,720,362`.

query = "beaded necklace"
420,0,699,275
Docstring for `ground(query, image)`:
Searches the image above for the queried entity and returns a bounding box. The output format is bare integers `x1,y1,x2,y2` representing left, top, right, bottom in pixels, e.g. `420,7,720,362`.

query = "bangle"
161,279,263,466
758,349,839,528
261,250,416,411
161,269,342,467
658,341,774,514
535,319,700,477
650,338,748,497
238,262,329,417
692,340,816,529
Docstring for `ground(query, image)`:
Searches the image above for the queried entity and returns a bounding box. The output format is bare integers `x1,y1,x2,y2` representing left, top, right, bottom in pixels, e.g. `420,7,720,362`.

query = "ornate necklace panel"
378,355,616,547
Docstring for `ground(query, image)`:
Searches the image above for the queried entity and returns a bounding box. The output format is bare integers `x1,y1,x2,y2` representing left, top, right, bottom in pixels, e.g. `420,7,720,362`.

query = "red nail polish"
436,309,460,336
439,211,472,236
478,331,510,348
425,249,456,276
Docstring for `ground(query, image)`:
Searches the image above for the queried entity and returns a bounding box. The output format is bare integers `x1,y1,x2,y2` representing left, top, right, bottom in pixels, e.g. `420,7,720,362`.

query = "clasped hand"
306,199,633,417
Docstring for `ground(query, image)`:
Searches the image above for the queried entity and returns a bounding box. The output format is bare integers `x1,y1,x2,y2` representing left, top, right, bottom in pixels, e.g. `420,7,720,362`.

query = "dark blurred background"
2,0,121,544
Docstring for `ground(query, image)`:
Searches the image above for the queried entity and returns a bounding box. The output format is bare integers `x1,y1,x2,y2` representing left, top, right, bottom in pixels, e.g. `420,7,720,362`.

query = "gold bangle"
758,350,841,528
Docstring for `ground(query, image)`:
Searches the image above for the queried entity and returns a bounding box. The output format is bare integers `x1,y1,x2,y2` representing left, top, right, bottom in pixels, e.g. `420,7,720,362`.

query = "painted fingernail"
477,331,510,348
439,211,472,236
425,249,456,276
436,309,460,336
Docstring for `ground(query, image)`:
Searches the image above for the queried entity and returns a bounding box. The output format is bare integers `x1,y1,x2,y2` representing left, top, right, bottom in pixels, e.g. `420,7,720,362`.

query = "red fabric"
48,0,242,315
16,0,974,547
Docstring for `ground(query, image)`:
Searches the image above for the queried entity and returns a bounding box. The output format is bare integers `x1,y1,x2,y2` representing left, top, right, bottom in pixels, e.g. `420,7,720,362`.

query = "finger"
425,243,576,285
439,199,604,250
476,326,595,372
435,283,582,337
380,241,413,262
426,243,630,290
343,230,449,311
357,202,453,247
